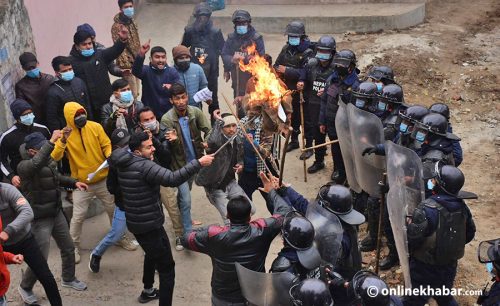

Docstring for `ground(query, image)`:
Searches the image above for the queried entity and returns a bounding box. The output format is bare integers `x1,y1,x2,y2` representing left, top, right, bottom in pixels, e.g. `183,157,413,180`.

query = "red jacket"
0,217,16,296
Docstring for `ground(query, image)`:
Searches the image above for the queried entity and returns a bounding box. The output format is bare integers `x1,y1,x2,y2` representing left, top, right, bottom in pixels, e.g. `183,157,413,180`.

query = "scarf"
110,95,135,130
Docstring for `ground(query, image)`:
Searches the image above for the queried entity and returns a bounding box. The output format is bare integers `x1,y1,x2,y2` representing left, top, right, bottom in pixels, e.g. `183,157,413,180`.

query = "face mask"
336,66,349,77
143,120,158,131
176,59,191,71
316,52,331,61
81,48,95,57
399,122,409,133
376,83,383,92
427,179,435,191
236,25,248,35
74,114,87,128
355,99,366,108
486,263,494,275
120,90,133,103
288,36,300,46
20,113,35,126
26,67,40,78
123,7,134,18
377,101,387,111
415,131,427,143
60,70,75,82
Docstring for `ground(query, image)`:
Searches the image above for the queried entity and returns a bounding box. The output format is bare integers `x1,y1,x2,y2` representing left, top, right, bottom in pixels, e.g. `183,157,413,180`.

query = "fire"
238,44,289,109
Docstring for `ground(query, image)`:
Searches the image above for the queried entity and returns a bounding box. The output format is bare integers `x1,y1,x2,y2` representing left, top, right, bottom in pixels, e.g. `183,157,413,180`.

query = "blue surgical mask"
123,7,134,18
81,48,95,57
355,99,366,108
316,53,331,61
288,36,300,46
377,101,387,111
60,70,75,82
120,90,133,103
20,113,35,126
415,131,427,143
486,263,494,275
376,83,383,92
427,179,435,191
26,67,40,78
236,25,248,35
399,122,409,133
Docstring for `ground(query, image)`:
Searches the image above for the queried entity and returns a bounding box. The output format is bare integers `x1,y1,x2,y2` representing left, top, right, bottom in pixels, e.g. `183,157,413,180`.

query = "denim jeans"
0,295,7,306
177,178,193,234
92,207,127,257
205,180,255,224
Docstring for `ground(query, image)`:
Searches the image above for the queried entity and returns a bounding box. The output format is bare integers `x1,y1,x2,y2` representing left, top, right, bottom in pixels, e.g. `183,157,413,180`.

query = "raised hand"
139,39,151,57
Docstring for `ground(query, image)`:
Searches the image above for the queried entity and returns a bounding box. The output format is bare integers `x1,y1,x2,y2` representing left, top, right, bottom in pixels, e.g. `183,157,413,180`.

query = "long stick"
279,128,293,186
221,93,272,174
375,174,387,274
301,139,339,151
299,91,307,183
213,117,256,156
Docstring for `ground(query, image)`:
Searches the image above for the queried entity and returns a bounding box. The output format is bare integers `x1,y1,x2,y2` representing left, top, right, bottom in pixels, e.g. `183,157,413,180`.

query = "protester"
0,216,24,306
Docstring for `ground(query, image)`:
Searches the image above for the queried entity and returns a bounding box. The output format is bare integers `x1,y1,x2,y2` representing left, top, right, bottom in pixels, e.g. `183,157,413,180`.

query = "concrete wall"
0,0,36,131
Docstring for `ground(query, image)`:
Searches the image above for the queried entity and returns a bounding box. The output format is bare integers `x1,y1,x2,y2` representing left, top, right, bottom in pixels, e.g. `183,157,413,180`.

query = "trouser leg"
160,186,183,237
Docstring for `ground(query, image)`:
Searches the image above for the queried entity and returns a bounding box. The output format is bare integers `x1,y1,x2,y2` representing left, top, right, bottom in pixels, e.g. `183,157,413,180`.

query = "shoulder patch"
16,197,27,205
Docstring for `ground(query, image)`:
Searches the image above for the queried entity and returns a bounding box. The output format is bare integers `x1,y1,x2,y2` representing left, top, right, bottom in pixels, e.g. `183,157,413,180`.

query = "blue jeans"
92,207,127,257
0,295,7,306
177,180,192,234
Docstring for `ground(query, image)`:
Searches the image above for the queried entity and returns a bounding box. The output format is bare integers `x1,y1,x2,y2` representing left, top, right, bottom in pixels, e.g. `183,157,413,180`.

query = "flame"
238,44,288,109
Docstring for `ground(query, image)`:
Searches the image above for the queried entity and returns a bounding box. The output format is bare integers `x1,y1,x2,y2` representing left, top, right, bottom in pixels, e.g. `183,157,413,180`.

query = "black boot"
286,140,299,152
299,150,313,160
307,161,325,173
380,244,400,270
359,236,376,252
331,170,346,184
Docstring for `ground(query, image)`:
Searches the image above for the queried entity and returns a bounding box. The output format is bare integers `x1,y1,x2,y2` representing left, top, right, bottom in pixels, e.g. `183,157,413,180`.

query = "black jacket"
15,73,56,124
45,77,93,131
134,124,172,169
182,190,291,303
69,40,126,113
108,147,201,234
0,123,50,180
17,141,77,219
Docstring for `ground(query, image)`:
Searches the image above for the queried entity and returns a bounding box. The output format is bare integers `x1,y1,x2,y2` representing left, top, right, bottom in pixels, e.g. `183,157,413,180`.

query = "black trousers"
207,68,220,121
326,120,345,173
134,227,175,306
304,102,326,161
4,234,62,306
290,92,301,141
238,170,263,201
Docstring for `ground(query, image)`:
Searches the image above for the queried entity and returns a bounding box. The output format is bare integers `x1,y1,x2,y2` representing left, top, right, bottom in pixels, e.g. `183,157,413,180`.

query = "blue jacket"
174,63,208,108
132,55,180,118
448,124,463,166
319,70,360,125
221,26,265,72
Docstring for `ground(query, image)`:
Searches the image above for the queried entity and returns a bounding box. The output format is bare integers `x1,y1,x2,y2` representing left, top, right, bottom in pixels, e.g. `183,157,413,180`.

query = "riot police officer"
181,2,225,122
351,81,378,111
405,163,476,306
274,21,314,152
477,238,500,306
429,102,463,166
395,105,429,150
367,65,397,91
221,10,265,99
302,35,337,171
319,50,360,183
290,279,334,306
270,212,321,280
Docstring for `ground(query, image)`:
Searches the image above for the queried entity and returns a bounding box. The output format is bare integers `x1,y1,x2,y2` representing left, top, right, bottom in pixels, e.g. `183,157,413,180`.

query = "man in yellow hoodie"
51,102,136,264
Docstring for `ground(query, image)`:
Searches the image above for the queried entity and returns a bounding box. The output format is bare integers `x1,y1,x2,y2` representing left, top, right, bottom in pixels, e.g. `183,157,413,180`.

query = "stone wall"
0,0,36,132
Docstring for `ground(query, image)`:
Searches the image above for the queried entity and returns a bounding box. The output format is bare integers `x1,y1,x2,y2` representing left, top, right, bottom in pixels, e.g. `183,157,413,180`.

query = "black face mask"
74,115,87,128
336,66,349,77
176,59,191,72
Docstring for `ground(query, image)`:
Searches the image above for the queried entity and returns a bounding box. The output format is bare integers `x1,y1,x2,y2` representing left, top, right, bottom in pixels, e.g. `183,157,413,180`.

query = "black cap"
19,52,38,70
111,128,130,147
24,132,47,150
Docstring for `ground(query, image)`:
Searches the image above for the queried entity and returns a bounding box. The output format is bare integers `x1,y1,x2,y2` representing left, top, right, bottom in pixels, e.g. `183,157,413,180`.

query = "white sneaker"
75,248,81,264
61,278,87,291
18,286,38,305
175,237,184,251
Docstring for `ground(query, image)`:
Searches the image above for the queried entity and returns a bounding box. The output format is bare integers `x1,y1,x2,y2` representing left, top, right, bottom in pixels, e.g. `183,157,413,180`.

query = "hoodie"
51,102,111,184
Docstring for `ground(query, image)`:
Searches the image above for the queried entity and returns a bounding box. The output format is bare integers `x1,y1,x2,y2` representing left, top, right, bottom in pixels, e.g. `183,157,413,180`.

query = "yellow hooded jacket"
51,102,111,184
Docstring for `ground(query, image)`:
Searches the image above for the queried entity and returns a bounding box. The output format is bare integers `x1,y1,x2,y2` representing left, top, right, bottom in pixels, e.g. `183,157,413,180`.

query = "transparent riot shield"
347,103,385,197
235,263,296,306
335,101,362,193
385,140,425,288
305,200,344,267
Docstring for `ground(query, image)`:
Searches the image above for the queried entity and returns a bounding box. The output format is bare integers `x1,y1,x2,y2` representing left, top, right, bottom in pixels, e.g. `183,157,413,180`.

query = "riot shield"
235,263,296,306
347,103,385,197
335,101,362,193
305,200,344,267
385,141,425,288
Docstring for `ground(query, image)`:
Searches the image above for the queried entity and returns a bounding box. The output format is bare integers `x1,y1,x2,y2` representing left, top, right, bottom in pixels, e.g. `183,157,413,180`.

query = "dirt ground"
5,0,499,305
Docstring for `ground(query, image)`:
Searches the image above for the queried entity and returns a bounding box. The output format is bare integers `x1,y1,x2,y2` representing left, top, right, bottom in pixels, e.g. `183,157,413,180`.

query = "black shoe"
286,141,300,152
88,254,101,273
359,236,376,252
299,150,313,160
379,255,400,271
331,170,346,184
138,288,160,304
307,161,325,174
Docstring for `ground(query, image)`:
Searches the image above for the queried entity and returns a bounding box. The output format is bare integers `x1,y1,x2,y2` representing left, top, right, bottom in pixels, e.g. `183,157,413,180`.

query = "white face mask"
143,120,158,131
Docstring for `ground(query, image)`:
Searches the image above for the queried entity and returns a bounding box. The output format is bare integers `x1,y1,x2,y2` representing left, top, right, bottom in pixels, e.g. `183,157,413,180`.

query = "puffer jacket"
182,189,291,303
17,141,77,219
111,13,140,70
175,63,208,107
108,147,201,234
51,102,111,184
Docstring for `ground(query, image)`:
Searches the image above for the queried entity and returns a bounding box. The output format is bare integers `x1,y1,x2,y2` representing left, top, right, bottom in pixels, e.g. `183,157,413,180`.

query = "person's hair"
221,113,232,118
129,131,149,152
170,83,187,97
118,0,133,8
227,196,252,223
111,78,129,91
51,56,72,72
263,54,273,67
136,106,155,122
73,30,93,45
151,46,166,57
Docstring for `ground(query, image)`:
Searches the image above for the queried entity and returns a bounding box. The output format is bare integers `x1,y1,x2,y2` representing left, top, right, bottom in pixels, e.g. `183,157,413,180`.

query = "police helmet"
286,21,306,36
352,271,390,306
429,102,450,120
332,49,356,68
478,238,500,272
317,184,365,225
193,2,212,17
381,84,404,104
352,82,378,110
290,279,333,306
232,10,251,23
434,163,465,196
317,35,336,53
368,66,395,84
282,212,321,269
397,105,429,134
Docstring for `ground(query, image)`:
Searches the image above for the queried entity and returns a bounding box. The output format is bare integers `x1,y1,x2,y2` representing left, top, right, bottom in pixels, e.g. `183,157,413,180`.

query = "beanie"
10,99,33,120
172,45,191,60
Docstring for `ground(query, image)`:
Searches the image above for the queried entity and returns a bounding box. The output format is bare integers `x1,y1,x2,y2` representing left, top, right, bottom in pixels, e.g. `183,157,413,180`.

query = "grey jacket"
0,183,34,246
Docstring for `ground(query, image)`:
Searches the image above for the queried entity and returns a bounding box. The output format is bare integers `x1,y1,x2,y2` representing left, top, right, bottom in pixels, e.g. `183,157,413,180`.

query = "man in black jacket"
108,131,214,306
183,172,292,306
69,26,129,119
45,56,93,131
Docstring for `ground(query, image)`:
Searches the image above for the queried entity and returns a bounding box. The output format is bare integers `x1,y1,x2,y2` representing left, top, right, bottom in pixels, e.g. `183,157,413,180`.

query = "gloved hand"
325,266,347,290
362,147,377,156
379,181,390,194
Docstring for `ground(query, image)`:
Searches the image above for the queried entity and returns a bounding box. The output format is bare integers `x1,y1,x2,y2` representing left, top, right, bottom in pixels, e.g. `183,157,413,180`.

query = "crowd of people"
0,1,499,306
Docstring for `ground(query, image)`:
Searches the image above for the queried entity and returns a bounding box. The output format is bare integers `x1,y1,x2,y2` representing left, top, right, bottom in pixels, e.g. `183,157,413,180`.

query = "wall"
0,0,36,131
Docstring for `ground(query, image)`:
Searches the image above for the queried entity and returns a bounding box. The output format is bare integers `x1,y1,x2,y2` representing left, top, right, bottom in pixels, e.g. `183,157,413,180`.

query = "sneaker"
61,278,87,291
75,247,81,264
175,237,184,251
299,149,313,160
116,236,138,251
89,253,101,273
307,161,325,174
138,288,160,303
18,286,38,305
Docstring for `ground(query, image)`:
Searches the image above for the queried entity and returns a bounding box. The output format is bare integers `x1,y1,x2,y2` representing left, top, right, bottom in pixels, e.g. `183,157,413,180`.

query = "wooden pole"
299,91,308,183
300,139,339,151
375,174,388,274
279,128,293,186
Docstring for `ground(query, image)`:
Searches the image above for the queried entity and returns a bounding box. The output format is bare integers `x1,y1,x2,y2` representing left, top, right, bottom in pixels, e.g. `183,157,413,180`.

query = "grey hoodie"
0,183,34,246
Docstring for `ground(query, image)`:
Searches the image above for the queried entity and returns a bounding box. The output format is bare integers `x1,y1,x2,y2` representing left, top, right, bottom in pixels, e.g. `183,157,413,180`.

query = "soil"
5,0,499,305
